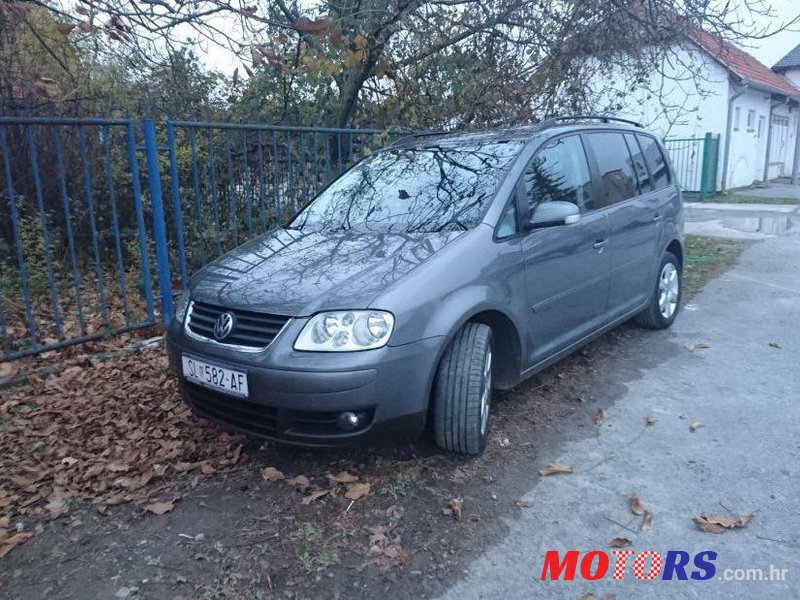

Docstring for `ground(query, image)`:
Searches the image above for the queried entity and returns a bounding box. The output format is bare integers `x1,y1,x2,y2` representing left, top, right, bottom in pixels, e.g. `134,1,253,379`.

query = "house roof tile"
691,31,800,98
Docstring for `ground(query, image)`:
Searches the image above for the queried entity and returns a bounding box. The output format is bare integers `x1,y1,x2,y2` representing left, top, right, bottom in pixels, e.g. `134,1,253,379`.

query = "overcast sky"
736,0,800,66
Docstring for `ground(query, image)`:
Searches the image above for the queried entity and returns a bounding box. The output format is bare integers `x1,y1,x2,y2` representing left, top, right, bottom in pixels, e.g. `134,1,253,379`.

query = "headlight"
174,289,191,325
294,310,394,351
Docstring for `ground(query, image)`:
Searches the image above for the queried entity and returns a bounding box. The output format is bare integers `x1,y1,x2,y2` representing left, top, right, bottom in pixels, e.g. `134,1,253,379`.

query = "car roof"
389,116,649,150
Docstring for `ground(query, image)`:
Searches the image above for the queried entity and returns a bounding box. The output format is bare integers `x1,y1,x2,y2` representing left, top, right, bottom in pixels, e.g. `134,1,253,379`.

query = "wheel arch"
466,310,522,390
666,238,683,267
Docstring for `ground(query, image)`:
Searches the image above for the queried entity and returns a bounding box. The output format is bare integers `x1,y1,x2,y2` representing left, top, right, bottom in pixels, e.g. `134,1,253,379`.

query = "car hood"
190,228,465,316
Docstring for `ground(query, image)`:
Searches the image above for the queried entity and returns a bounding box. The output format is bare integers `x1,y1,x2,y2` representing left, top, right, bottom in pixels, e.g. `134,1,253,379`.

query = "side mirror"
527,201,580,229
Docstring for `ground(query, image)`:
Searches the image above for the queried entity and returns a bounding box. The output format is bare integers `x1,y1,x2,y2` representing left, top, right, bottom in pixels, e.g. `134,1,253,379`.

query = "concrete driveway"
438,203,800,599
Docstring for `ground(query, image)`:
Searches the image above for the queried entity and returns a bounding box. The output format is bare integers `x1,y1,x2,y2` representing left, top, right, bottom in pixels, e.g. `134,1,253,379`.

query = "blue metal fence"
0,116,407,360
0,117,156,359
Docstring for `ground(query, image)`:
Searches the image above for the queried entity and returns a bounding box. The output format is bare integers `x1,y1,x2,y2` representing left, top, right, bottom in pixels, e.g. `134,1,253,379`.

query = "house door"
769,116,790,177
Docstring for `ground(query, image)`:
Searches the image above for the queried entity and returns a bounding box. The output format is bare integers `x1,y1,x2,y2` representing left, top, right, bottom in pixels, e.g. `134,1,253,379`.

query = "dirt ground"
0,236,744,600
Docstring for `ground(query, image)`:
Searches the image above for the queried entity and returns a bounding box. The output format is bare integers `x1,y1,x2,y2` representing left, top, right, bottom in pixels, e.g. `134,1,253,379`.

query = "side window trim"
624,132,655,196
578,132,611,212
631,133,655,194
621,134,642,197
492,181,527,241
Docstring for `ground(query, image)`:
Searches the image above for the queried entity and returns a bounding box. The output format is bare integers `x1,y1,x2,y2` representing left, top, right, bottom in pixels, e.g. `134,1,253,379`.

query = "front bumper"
166,319,442,447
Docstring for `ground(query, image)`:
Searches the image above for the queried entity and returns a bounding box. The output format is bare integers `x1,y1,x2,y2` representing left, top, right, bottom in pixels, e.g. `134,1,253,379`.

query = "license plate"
182,354,249,398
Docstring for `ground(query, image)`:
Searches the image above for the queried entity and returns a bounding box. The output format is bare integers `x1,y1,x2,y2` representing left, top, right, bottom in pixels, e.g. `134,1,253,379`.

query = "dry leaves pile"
365,514,411,569
260,468,374,505
0,347,244,557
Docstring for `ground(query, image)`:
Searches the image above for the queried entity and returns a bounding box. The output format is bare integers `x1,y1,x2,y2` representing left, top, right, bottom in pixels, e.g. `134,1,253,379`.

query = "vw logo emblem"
214,312,234,340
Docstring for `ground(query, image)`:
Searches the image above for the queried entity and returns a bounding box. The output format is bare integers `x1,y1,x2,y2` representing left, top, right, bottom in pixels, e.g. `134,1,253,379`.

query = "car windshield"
289,141,523,233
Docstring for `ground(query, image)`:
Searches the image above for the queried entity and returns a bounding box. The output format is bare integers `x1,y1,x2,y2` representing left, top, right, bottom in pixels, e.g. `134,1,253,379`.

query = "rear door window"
583,132,639,207
635,134,671,190
523,135,596,212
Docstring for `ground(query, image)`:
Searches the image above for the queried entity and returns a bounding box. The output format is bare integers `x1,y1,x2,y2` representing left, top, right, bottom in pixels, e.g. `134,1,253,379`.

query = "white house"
773,42,800,183
589,32,800,191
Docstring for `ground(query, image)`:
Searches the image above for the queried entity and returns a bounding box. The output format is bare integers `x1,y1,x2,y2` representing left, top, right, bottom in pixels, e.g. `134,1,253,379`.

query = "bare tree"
8,0,800,126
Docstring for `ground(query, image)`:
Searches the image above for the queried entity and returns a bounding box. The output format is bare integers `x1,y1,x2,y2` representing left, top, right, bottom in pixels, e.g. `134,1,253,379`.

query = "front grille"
187,301,289,349
181,381,278,437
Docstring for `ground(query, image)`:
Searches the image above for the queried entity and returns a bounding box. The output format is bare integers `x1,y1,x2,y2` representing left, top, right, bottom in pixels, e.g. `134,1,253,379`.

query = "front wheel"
635,251,682,329
433,323,493,455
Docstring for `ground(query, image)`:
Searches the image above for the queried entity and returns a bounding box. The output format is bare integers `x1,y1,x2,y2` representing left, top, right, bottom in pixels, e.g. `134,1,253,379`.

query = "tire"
433,322,493,455
635,251,682,329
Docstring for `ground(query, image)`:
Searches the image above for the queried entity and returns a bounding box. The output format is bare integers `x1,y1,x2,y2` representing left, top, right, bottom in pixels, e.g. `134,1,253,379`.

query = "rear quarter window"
635,134,672,190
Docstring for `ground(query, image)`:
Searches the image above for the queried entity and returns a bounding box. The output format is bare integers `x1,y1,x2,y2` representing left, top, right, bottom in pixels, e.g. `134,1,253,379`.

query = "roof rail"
388,130,445,147
539,115,643,129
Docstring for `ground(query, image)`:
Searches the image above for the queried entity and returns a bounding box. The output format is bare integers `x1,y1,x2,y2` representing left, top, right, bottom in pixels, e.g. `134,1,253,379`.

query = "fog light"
337,411,363,432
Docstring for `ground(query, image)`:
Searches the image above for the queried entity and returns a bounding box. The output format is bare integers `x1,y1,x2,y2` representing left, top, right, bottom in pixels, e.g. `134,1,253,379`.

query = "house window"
733,107,740,131
758,116,765,139
747,109,756,131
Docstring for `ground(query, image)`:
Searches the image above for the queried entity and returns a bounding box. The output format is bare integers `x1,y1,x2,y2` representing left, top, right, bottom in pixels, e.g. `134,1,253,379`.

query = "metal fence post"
166,120,188,286
700,132,711,200
142,119,174,324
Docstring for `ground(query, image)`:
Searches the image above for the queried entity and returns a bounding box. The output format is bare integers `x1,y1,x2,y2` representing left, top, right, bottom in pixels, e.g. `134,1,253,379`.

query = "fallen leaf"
645,415,657,426
301,489,329,505
0,516,8,528
690,421,705,432
45,494,69,518
593,408,606,425
143,500,175,515
514,500,532,508
287,475,311,487
344,482,371,500
261,467,285,482
629,495,645,516
609,537,632,548
326,471,359,484
642,510,654,531
0,532,33,558
693,517,725,534
60,457,78,467
693,513,752,534
539,463,575,477
444,497,463,521
200,462,216,475
685,341,711,352
769,341,781,348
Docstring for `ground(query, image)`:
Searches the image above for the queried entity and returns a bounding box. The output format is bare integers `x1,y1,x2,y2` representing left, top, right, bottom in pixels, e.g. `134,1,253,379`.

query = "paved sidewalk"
439,214,800,598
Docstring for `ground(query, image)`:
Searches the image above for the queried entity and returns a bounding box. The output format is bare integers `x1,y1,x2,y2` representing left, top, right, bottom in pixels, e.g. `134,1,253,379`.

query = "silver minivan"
167,116,683,455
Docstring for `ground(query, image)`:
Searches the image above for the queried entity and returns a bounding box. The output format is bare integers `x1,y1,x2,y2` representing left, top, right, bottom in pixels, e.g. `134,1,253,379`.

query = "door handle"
593,239,608,250
652,212,662,221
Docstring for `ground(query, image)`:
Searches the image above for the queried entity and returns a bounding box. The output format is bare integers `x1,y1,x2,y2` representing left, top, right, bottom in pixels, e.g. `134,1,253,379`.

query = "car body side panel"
373,225,530,355
521,210,611,366
604,191,666,318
